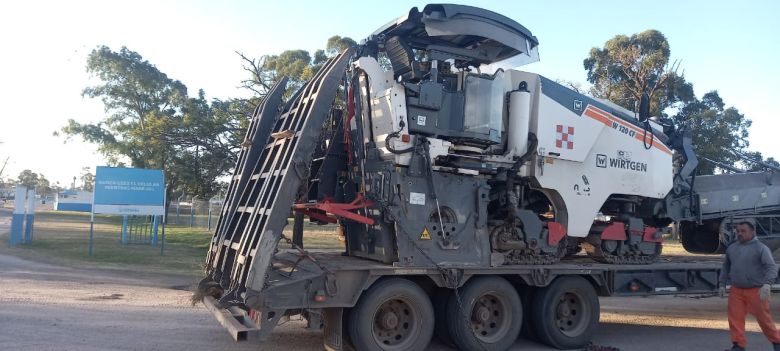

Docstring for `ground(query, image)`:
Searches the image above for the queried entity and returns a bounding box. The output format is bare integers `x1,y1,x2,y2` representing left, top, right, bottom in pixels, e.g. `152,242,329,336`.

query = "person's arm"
760,245,778,285
720,249,731,285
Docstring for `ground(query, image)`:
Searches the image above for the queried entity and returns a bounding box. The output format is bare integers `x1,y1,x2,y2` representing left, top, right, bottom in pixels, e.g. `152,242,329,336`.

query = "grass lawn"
660,239,692,256
1,207,708,277
0,209,211,276
0,208,343,277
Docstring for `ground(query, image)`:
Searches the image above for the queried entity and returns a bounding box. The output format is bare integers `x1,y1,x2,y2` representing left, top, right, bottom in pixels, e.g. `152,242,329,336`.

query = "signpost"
9,186,29,246
90,167,165,255
9,186,35,247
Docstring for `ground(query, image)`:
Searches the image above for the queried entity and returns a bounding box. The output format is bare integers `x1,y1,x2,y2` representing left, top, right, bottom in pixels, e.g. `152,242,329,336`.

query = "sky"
0,0,778,187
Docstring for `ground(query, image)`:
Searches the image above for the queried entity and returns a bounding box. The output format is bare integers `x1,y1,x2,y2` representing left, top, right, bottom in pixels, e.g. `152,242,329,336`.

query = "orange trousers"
729,286,780,347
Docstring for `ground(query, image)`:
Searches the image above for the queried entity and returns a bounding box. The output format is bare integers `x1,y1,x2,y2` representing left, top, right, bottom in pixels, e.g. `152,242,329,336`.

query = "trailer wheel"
519,286,538,341
347,278,434,351
433,288,454,347
446,276,523,351
531,276,599,350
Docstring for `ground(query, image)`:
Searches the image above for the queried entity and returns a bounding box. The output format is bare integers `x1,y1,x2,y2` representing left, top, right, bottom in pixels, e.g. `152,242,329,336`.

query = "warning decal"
419,227,432,240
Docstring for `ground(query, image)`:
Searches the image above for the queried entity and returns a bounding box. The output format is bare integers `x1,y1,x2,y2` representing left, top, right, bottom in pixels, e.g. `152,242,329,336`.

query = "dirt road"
2,251,778,351
2,210,780,350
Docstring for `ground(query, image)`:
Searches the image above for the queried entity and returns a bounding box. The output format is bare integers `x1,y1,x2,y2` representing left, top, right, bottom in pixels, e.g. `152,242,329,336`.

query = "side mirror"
638,92,650,121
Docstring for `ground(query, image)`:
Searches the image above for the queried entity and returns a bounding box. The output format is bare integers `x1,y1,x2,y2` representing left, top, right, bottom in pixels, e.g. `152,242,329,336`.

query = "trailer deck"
264,251,723,299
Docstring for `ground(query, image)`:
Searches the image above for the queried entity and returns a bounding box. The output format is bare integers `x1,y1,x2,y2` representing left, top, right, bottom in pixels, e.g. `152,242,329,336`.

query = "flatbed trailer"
203,251,737,350
196,7,780,349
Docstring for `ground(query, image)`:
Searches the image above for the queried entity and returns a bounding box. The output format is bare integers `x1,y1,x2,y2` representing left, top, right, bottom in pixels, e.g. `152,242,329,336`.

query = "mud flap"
323,308,353,351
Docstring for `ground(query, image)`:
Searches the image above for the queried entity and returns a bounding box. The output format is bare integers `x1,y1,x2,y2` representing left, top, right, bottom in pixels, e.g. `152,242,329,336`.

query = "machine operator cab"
354,3,542,169
353,4,669,171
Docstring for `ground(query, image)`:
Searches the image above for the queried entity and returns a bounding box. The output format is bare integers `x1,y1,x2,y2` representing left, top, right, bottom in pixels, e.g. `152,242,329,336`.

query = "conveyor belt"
205,49,353,295
205,77,288,283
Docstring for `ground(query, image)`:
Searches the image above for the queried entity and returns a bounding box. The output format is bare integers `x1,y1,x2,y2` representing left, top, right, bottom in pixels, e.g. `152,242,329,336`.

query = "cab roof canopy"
368,3,540,66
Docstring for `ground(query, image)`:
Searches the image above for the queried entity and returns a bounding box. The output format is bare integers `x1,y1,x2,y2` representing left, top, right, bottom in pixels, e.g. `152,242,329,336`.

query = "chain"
279,233,333,274
421,140,448,248
378,200,490,351
277,233,338,297
390,140,490,351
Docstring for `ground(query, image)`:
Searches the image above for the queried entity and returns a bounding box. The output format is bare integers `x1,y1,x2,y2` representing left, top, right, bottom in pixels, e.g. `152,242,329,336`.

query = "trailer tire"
347,278,434,351
433,288,454,347
531,276,599,350
446,276,523,351
519,286,538,342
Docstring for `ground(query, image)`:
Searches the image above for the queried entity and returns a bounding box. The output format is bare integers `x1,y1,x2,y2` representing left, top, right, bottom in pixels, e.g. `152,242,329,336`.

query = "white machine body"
509,71,673,237
355,57,673,238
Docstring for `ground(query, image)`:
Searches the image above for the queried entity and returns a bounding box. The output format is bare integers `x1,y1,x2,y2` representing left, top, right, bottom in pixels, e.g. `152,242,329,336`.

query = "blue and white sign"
93,167,165,215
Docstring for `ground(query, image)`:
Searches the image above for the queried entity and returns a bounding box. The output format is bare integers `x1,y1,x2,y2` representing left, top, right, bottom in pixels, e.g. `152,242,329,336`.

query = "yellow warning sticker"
419,227,431,240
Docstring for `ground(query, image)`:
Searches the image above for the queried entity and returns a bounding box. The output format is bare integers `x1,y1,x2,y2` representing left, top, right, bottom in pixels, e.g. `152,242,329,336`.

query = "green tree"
238,35,356,99
584,30,758,175
743,151,780,172
161,90,249,196
58,46,243,202
79,166,95,192
672,91,752,175
16,169,51,195
584,30,693,116
36,174,51,195
325,35,357,57
17,169,39,189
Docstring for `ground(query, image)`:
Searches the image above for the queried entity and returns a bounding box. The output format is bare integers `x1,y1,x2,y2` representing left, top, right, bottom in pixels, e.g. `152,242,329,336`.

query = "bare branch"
236,51,274,97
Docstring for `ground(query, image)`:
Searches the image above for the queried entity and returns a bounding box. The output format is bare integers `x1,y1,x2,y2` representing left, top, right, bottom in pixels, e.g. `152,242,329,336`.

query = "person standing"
720,219,780,351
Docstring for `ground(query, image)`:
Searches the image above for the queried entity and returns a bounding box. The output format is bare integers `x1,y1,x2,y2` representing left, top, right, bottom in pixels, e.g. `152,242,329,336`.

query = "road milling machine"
198,4,780,350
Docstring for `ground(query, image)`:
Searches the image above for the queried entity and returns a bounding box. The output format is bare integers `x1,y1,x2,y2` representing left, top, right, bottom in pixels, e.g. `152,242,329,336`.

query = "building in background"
54,189,92,212
0,187,13,201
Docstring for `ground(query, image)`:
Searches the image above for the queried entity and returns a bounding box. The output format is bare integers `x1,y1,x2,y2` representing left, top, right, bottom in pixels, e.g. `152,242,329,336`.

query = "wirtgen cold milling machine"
198,4,780,351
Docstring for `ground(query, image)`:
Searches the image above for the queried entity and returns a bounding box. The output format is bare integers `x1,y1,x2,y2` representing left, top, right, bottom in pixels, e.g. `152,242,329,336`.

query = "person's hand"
719,286,727,298
760,284,771,301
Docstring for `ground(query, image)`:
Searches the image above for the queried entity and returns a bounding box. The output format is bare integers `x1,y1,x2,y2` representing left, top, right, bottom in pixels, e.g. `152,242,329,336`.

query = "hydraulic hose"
642,120,655,150
511,132,538,172
385,120,414,154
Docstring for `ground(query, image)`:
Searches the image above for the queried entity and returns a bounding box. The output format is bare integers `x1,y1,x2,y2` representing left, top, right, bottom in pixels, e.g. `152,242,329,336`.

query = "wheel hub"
555,292,588,337
379,311,400,330
473,306,491,323
557,302,571,317
372,298,417,347
468,294,513,343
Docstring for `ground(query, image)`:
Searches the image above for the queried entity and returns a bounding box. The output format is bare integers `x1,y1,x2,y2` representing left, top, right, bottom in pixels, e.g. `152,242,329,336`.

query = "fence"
166,195,223,229
123,215,160,245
